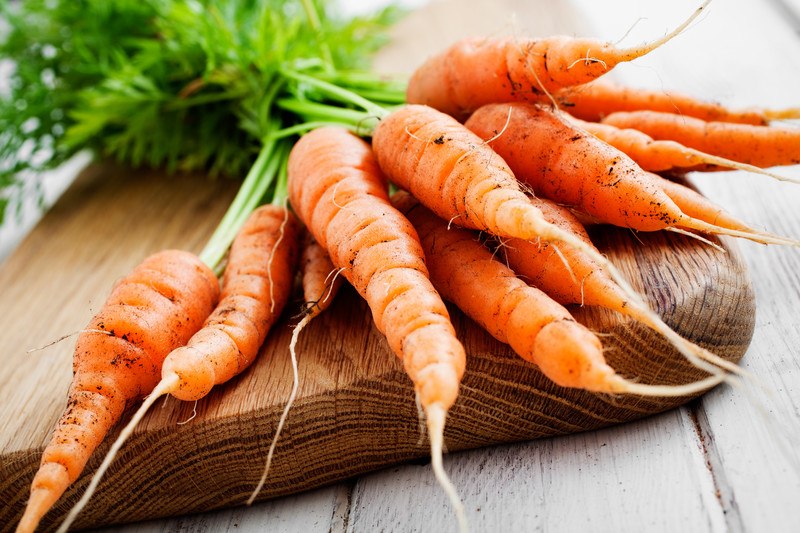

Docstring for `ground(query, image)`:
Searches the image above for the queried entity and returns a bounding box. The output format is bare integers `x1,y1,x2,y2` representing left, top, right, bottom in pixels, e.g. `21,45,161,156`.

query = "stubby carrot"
464,102,798,246
17,250,220,533
406,1,710,119
601,110,800,169
554,79,800,124
56,205,300,531
569,116,799,184
286,126,468,531
393,190,724,395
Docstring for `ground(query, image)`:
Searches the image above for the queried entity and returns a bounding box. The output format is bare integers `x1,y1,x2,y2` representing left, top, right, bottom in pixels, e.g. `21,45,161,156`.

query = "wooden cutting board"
0,1,756,531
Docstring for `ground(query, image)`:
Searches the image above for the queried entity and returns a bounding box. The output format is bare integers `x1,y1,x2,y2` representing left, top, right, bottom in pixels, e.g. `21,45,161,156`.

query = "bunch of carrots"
6,0,800,531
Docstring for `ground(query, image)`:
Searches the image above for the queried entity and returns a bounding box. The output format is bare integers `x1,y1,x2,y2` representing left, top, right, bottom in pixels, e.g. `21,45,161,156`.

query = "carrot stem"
281,68,389,118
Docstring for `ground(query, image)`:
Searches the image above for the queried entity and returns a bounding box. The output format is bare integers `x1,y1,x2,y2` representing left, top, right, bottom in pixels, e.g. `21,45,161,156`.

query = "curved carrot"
57,205,300,531
601,110,800,168
287,126,468,531
393,190,723,395
248,230,343,504
17,250,220,533
554,79,799,125
464,102,798,246
406,1,710,119
570,117,799,184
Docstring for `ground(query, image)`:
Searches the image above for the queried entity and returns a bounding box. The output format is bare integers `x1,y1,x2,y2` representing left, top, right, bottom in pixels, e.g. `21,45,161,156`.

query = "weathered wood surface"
3,0,799,532
0,162,753,530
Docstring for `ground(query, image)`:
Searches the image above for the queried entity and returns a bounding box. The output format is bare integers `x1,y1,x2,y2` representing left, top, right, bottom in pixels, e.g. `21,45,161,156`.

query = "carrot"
394,190,724,395
373,104,730,386
601,110,800,168
554,79,800,124
286,126,468,531
502,195,742,376
247,230,343,504
405,1,711,119
55,204,300,531
569,116,800,184
464,102,798,246
17,250,220,533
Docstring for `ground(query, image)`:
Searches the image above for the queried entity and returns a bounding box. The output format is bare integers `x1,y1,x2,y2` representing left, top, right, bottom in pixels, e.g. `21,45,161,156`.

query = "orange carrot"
56,205,300,531
371,102,737,376
393,190,724,395
405,1,710,119
247,230,343,504
298,231,344,319
17,250,220,533
569,116,799,184
464,102,797,246
502,195,742,376
601,110,800,168
554,79,800,124
286,126,468,530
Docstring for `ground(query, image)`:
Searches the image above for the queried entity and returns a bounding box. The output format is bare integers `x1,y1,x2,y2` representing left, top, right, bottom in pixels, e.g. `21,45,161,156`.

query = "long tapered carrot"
464,102,798,246
601,110,800,168
553,79,800,125
405,1,711,119
17,250,220,533
393,190,724,395
502,195,743,376
569,116,799,184
286,126,468,531
56,204,300,531
372,103,730,379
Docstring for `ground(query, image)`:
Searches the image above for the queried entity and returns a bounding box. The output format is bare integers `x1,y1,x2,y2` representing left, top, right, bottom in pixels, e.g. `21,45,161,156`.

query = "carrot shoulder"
17,250,219,533
287,126,468,530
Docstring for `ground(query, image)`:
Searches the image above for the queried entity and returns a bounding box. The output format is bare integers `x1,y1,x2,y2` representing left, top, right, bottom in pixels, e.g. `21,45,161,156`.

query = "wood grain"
0,157,754,530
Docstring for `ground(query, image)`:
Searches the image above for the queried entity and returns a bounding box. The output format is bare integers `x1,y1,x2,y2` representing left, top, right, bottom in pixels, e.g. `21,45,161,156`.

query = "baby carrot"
406,1,710,118
464,102,798,246
17,250,219,533
287,126,468,531
393,190,724,395
554,79,799,124
569,117,799,184
57,204,300,531
601,110,800,168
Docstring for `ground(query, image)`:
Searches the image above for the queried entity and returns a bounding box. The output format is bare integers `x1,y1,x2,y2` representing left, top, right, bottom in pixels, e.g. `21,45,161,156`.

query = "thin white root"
247,314,307,506
426,404,469,533
683,218,800,247
664,227,726,252
26,329,112,354
610,373,726,397
619,0,711,59
626,301,741,377
56,374,181,533
267,202,291,315
686,147,800,185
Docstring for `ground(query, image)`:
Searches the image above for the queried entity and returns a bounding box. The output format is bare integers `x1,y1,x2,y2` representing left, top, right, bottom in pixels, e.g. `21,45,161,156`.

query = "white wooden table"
6,0,800,531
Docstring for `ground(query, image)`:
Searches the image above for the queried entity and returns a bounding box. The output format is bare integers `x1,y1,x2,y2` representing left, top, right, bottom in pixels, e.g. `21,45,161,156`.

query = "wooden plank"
349,407,725,532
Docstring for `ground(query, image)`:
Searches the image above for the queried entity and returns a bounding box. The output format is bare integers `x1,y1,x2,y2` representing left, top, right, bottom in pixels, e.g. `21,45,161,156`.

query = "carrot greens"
0,0,405,238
